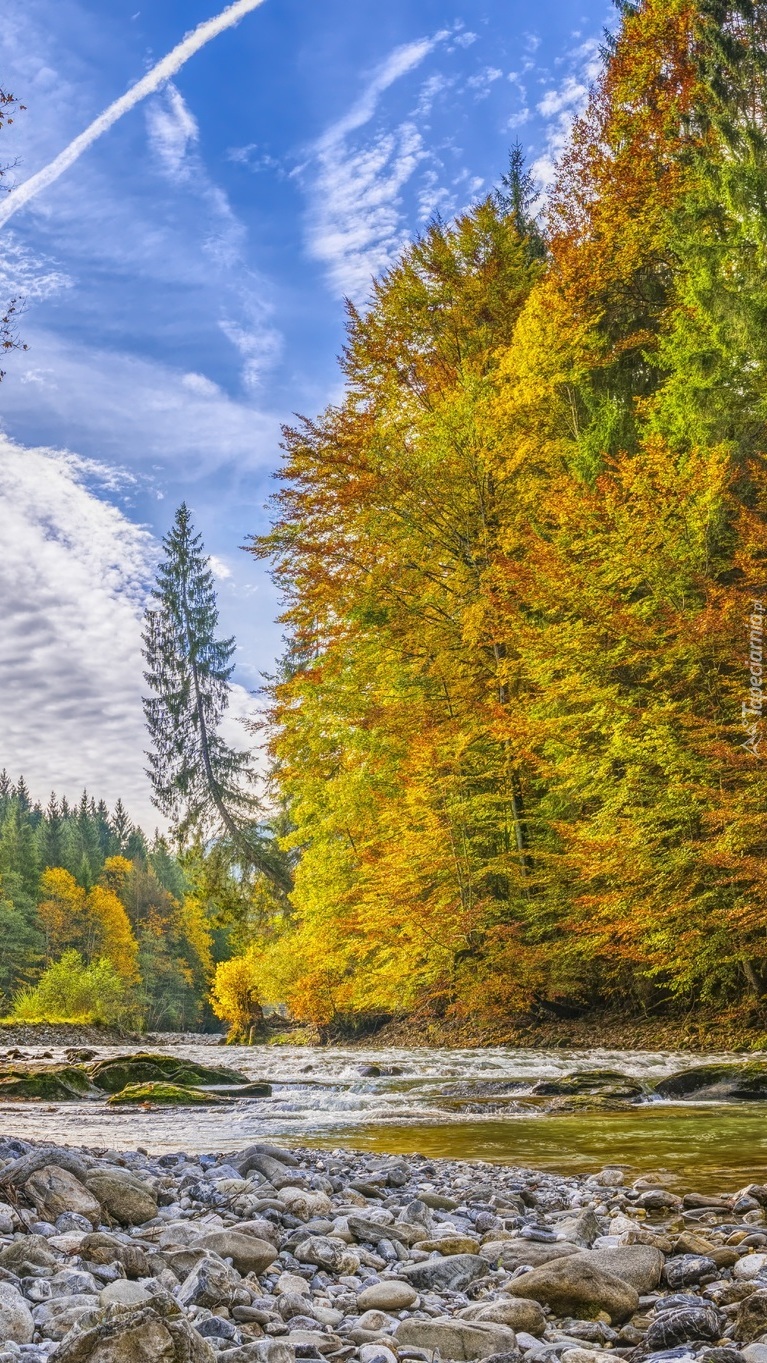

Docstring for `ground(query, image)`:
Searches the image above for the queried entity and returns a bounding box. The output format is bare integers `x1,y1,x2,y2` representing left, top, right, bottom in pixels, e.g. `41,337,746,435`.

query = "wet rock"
0,1282,33,1344
530,1071,645,1101
107,1083,234,1107
506,1257,639,1323
400,1253,491,1292
88,1053,247,1093
555,1212,601,1248
644,1306,722,1350
83,1172,157,1226
24,1166,101,1228
396,1316,519,1360
655,1065,767,1102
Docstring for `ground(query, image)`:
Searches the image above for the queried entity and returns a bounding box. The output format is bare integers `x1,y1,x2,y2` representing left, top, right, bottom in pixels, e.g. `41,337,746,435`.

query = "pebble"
0,1133,762,1363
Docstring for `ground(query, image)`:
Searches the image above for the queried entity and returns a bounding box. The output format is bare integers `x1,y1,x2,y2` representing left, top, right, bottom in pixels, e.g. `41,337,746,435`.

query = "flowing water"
3,1040,766,1190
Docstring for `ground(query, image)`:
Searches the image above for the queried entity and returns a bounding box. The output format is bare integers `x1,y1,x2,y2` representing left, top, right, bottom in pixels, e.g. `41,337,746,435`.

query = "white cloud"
145,84,199,181
0,432,158,827
0,236,73,303
452,31,478,49
532,37,603,188
304,35,449,300
0,328,279,475
210,555,233,580
467,67,503,98
219,295,283,391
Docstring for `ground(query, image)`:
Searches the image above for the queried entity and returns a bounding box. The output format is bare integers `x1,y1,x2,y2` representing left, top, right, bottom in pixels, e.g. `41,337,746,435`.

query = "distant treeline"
0,772,215,1029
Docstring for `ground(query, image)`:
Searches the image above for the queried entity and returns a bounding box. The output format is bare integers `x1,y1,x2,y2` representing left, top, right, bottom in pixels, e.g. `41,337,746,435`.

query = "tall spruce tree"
142,504,290,893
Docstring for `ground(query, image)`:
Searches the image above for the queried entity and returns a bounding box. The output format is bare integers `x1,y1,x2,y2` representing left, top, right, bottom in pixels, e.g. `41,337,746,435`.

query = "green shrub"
11,950,141,1027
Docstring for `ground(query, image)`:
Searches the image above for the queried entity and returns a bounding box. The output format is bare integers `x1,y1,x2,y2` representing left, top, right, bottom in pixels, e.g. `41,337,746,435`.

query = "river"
2,1040,765,1190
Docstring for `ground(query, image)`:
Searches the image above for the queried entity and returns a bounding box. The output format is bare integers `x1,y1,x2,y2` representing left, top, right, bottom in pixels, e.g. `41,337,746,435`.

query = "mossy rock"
655,1062,767,1100
531,1069,646,1099
207,1082,271,1097
89,1052,248,1093
0,1063,96,1100
107,1081,234,1106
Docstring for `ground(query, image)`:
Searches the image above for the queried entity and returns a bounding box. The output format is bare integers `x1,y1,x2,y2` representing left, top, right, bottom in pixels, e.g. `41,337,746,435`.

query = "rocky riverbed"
0,1136,765,1363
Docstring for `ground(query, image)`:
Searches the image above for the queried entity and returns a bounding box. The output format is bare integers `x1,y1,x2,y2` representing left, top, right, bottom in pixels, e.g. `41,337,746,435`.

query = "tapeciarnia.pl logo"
742,598,765,757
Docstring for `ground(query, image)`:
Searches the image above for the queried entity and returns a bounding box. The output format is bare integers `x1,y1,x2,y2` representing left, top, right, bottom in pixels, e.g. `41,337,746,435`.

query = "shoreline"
0,1134,765,1362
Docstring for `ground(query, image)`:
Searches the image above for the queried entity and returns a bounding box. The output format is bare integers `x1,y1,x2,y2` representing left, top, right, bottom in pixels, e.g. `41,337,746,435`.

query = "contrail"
0,0,267,231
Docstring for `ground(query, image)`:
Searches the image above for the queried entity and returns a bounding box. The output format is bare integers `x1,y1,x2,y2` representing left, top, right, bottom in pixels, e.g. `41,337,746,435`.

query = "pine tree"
110,799,131,854
142,503,290,892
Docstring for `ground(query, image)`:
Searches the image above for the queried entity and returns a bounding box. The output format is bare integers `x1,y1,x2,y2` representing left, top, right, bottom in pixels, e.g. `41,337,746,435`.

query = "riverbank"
366,1008,767,1055
0,1134,766,1362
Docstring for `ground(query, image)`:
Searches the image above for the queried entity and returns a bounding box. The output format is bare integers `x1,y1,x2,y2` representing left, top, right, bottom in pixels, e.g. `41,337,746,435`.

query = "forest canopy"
239,0,767,1032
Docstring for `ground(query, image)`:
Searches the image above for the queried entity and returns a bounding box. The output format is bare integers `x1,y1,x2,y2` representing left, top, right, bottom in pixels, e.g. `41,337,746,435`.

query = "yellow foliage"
209,951,262,1038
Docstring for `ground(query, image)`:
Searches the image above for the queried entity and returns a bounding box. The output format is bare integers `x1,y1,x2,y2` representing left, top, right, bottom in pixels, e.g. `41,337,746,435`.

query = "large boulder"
197,1232,278,1275
396,1317,519,1360
401,1254,490,1292
84,1171,157,1226
25,1164,102,1227
570,1246,664,1292
0,1063,94,1101
655,1063,767,1101
530,1071,645,1100
107,1083,233,1107
0,1282,34,1344
506,1257,639,1323
50,1304,217,1361
88,1053,248,1094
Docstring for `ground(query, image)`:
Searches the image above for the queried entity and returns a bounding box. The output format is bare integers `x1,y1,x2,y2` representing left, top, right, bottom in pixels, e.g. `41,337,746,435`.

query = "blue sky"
0,0,612,828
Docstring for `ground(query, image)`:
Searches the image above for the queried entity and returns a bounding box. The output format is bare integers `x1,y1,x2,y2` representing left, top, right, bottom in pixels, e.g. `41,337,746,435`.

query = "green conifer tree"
142,503,290,893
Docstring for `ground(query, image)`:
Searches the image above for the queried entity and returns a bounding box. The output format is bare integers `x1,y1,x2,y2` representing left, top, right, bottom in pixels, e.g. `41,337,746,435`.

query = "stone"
357,1309,395,1332
84,1172,158,1226
219,1345,294,1363
664,1255,718,1288
49,1269,100,1297
197,1232,278,1275
80,1233,152,1279
24,1166,101,1228
32,1294,102,1341
743,1349,767,1363
655,1064,767,1101
572,1246,664,1292
178,1254,242,1309
87,1053,247,1093
506,1258,639,1324
107,1083,233,1107
280,1188,332,1222
401,1253,491,1292
418,1235,481,1256
736,1291,767,1343
357,1281,418,1311
0,1234,56,1277
480,1241,580,1271
396,1317,519,1360
0,1283,33,1345
459,1299,547,1335
530,1071,644,1100
99,1280,152,1309
555,1212,601,1248
359,1347,397,1363
644,1307,722,1350
51,1304,217,1361
735,1256,767,1282
294,1237,359,1275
